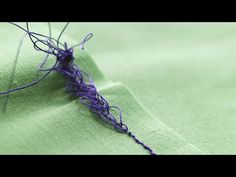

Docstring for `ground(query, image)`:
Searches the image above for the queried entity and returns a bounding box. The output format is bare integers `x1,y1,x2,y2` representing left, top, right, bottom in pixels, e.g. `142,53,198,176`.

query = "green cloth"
1,22,236,154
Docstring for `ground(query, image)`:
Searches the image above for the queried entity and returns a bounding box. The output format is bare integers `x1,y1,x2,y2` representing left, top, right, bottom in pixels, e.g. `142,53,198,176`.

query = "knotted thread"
55,49,157,155
0,22,157,155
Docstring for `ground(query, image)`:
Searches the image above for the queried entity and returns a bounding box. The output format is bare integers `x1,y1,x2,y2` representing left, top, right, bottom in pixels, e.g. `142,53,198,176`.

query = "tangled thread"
0,22,157,155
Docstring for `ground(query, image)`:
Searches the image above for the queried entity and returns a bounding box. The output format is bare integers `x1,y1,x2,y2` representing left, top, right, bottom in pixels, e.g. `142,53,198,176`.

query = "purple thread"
0,22,157,155
2,33,28,113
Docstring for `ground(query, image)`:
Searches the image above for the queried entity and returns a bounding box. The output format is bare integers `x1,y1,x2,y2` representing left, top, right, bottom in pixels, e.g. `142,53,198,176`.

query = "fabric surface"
0,22,236,154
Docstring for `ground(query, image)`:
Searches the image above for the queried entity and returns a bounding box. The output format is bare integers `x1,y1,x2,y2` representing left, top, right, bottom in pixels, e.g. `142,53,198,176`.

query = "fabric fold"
0,23,203,154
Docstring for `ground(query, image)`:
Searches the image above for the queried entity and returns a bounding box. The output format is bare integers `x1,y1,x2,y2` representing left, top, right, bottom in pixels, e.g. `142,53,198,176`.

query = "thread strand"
0,22,157,155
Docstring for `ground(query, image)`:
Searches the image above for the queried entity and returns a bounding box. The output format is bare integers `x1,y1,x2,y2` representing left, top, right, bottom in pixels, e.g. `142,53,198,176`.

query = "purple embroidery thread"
0,22,157,155
2,33,28,113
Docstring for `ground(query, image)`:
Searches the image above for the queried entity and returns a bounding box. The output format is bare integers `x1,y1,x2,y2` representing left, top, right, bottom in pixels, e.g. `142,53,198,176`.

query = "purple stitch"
0,22,157,155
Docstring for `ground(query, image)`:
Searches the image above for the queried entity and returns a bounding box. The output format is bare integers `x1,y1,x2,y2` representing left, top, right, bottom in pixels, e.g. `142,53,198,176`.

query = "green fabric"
1,22,236,154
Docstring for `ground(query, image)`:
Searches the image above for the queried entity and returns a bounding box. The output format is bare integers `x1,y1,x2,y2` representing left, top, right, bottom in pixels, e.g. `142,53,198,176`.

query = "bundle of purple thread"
0,22,157,155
